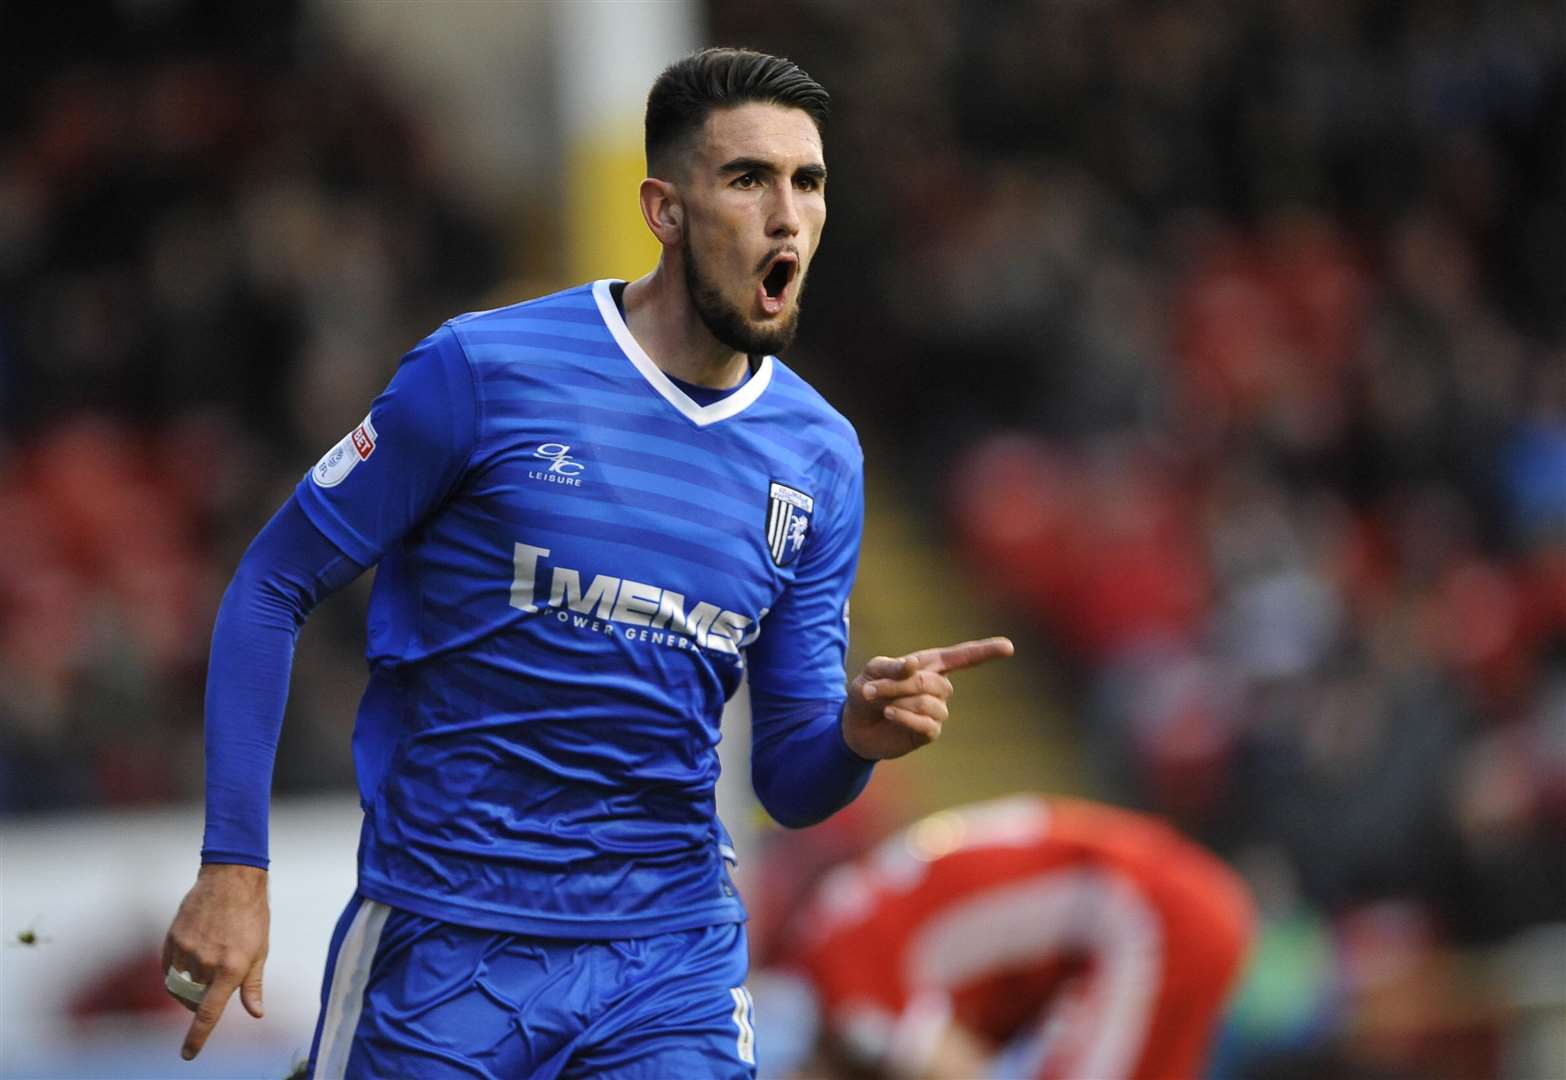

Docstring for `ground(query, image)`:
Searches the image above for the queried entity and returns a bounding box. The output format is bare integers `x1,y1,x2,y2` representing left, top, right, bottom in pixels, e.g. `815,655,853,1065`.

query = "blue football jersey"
294,281,864,938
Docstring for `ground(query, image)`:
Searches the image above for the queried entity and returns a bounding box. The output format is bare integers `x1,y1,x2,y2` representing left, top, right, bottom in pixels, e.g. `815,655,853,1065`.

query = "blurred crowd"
0,2,503,810
715,0,1565,1076
3,0,1564,1076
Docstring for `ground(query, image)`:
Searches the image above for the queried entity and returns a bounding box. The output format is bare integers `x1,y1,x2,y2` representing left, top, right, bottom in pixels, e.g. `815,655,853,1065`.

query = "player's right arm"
163,494,362,1059
163,325,478,1059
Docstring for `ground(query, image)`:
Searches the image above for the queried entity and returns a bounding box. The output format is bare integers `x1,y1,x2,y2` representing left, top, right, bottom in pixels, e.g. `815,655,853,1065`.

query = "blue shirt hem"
357,870,747,940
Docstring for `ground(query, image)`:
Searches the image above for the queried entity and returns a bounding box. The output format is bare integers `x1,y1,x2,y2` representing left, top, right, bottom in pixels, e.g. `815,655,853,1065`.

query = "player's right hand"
161,863,270,1061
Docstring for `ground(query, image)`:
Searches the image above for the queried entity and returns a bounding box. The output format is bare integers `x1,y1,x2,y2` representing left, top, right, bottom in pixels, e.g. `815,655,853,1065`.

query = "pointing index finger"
863,655,918,680
182,973,239,1060
908,636,1015,674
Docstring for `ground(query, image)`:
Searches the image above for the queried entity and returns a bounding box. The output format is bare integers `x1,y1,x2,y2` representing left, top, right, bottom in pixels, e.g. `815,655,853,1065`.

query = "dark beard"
684,244,802,357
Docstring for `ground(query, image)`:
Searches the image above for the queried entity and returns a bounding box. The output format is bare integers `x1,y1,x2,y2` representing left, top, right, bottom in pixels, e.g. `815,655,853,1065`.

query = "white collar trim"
592,279,774,427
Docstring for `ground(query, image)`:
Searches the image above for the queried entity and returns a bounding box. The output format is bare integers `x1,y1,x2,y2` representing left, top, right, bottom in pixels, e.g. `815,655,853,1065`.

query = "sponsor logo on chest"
527,442,585,487
509,541,764,656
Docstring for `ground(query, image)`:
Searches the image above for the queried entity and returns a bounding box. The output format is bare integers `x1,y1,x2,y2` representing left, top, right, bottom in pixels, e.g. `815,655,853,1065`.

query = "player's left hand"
840,636,1014,760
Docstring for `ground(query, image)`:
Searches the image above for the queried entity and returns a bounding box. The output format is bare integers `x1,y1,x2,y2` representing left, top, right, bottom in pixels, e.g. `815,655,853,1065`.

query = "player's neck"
620,266,751,390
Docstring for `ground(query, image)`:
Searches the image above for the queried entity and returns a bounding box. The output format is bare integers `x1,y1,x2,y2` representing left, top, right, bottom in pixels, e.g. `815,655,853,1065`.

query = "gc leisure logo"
528,443,585,487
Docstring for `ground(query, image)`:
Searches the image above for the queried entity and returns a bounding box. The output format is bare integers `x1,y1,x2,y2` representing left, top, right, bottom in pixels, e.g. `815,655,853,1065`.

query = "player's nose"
767,187,801,238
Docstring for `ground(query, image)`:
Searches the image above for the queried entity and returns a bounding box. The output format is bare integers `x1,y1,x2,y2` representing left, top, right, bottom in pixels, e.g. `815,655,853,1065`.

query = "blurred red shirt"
783,796,1254,1079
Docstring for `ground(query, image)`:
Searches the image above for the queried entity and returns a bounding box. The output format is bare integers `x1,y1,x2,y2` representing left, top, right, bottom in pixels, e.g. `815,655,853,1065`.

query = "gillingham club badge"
766,481,814,567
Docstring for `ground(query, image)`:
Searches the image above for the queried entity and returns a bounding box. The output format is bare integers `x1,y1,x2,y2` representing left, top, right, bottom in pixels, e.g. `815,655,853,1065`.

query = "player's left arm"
747,454,872,827
746,451,1012,825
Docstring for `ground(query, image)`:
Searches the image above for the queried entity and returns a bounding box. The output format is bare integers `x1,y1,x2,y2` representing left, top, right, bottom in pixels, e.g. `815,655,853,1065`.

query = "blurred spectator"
715,0,1566,1074
0,1,502,813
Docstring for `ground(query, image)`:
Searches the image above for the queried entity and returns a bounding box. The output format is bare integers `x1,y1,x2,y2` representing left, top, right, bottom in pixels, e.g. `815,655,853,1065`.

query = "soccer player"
160,48,1013,1078
765,796,1254,1079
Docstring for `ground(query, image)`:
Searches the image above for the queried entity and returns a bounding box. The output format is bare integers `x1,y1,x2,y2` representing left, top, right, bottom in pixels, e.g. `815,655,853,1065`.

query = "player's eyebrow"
720,157,828,184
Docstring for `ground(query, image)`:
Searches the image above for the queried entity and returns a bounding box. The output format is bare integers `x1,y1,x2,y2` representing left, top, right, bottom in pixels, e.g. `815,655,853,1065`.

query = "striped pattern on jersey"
313,281,863,940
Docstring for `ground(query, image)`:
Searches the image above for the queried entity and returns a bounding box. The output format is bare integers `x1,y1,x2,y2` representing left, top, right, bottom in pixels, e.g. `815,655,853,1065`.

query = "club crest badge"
766,481,814,567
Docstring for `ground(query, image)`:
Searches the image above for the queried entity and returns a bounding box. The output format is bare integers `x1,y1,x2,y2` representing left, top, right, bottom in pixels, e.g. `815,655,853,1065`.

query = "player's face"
681,103,827,356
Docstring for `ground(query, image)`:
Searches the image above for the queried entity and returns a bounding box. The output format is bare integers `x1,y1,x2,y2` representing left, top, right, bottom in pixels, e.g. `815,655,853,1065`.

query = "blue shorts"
307,893,757,1079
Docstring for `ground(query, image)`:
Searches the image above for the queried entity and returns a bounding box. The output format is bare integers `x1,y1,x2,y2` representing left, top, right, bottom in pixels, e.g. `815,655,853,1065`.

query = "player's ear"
639,177,683,246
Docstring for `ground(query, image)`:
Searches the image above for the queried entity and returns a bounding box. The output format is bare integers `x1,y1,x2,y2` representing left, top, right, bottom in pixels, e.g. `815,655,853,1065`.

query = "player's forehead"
696,102,824,172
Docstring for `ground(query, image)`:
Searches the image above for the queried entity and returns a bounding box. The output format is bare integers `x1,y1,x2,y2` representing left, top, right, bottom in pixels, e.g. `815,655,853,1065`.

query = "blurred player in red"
765,795,1254,1079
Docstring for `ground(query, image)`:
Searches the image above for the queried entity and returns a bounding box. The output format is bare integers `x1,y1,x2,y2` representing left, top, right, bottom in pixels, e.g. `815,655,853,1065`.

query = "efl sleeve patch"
312,414,378,488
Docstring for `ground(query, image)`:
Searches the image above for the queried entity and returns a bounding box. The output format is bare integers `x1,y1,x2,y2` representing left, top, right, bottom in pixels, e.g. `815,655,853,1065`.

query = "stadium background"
1,1,1562,1077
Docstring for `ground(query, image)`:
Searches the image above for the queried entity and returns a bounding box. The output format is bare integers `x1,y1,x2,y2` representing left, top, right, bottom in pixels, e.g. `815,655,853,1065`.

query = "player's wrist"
837,704,880,761
196,862,269,892
199,846,270,872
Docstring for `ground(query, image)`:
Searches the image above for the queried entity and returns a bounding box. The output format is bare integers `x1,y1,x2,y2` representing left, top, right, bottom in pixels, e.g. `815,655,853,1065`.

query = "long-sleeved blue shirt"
202,281,873,938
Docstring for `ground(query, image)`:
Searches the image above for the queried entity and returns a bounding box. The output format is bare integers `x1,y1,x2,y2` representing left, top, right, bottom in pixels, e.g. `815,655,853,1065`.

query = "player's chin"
746,313,801,356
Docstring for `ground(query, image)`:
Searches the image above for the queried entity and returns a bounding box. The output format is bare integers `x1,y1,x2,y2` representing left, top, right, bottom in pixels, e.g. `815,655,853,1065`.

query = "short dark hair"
645,47,829,175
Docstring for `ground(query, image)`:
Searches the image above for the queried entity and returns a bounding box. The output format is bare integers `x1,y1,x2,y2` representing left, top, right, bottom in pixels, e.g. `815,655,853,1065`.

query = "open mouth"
758,253,798,315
